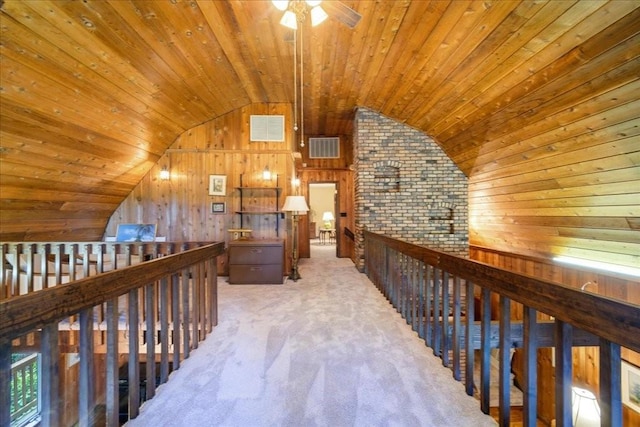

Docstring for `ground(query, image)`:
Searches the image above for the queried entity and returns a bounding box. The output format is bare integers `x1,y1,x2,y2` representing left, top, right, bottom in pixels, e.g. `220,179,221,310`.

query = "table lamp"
322,211,335,229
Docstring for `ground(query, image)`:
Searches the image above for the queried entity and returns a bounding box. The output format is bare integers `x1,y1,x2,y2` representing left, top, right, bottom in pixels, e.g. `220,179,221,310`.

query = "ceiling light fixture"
273,1,328,29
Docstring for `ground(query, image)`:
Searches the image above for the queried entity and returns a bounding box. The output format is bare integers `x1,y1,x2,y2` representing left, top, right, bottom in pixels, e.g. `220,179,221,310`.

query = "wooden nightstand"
228,239,284,284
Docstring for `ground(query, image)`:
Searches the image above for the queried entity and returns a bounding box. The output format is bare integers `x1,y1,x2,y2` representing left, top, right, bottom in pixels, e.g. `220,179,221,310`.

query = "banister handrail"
364,230,640,353
0,242,225,344
363,230,638,425
1,241,225,426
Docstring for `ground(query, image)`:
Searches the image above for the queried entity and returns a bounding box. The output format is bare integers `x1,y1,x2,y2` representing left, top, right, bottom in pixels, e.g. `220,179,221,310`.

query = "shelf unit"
235,175,282,236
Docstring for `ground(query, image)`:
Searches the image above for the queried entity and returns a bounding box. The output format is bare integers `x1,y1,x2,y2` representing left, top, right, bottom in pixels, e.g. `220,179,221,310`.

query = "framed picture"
115,223,157,242
208,175,227,196
622,360,640,413
212,202,226,214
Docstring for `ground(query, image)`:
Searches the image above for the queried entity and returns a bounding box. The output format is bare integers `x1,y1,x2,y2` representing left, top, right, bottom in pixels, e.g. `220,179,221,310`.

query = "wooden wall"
105,103,297,273
471,245,640,426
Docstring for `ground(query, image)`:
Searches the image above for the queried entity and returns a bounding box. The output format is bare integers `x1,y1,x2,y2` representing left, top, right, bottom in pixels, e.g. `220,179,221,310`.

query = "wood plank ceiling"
1,1,639,266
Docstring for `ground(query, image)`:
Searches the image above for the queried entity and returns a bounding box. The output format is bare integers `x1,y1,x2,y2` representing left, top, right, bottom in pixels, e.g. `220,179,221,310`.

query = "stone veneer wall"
354,108,468,271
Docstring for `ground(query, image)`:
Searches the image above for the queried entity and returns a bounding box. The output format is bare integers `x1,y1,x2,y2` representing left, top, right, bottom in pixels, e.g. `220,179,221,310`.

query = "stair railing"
0,241,224,427
364,230,639,426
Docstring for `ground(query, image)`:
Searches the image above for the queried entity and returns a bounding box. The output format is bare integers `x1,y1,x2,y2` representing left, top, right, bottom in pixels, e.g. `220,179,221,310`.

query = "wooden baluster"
208,256,218,330
0,338,11,426
554,320,573,427
452,275,462,381
105,296,119,427
433,267,441,357
160,275,170,384
480,287,491,414
78,306,95,427
128,288,140,420
424,264,433,348
40,323,60,427
599,338,622,427
145,281,156,400
464,280,475,396
172,273,181,370
442,269,450,366
499,296,511,426
523,306,538,427
182,267,191,358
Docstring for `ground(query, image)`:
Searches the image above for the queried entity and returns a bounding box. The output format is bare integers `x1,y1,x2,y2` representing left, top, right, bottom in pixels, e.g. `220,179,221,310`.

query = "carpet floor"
125,243,497,427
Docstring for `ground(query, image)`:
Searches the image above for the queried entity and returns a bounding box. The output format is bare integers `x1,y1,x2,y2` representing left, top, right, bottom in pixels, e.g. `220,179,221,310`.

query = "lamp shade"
281,195,309,214
322,211,335,221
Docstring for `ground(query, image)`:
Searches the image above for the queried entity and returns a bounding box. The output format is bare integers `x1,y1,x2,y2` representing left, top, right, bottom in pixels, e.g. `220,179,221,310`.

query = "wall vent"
250,115,285,142
309,137,340,158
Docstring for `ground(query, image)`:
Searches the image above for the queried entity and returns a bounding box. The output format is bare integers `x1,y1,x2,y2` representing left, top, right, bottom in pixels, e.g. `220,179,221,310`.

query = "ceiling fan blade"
323,1,361,29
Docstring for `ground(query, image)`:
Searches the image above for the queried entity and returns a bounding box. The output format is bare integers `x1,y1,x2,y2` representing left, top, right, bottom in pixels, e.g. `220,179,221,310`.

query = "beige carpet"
126,242,497,426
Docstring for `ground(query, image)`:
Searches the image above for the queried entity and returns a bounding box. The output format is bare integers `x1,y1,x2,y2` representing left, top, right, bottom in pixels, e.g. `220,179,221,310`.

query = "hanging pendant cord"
293,28,298,135
300,21,305,148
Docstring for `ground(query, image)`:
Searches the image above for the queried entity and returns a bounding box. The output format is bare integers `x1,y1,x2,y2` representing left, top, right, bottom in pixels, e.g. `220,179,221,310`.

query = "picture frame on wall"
115,223,157,242
212,202,226,214
622,360,640,413
209,175,227,196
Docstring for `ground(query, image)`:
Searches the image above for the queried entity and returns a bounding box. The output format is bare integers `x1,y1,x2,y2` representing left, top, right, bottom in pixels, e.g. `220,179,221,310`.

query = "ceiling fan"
272,0,361,29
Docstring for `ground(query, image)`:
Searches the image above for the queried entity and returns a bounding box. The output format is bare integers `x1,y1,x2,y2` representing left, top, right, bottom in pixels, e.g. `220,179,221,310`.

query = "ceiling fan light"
305,0,322,6
272,0,289,11
310,6,328,26
280,10,298,29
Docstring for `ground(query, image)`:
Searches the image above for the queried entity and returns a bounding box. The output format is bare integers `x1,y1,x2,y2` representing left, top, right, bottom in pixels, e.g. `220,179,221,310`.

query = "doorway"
309,183,337,257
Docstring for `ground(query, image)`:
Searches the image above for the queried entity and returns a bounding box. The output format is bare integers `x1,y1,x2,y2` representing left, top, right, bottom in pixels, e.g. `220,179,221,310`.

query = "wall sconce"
159,166,170,181
281,195,309,281
322,211,335,229
262,166,272,180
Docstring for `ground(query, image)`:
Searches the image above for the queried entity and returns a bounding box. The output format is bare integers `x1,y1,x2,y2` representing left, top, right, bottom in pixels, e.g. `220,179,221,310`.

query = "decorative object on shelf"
115,224,156,242
281,195,309,281
622,360,640,413
228,229,253,240
322,211,334,229
262,166,272,180
159,165,170,181
209,175,227,196
211,202,226,214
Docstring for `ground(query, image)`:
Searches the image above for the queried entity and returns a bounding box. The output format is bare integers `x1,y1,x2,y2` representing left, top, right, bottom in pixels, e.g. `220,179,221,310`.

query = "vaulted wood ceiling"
1,1,638,244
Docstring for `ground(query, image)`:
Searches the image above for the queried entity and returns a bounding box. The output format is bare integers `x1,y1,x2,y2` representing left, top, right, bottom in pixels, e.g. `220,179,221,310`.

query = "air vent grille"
309,137,340,158
250,115,285,142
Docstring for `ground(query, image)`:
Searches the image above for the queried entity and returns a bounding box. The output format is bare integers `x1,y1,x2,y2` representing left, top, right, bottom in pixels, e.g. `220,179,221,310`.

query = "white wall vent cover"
309,137,340,158
250,115,285,142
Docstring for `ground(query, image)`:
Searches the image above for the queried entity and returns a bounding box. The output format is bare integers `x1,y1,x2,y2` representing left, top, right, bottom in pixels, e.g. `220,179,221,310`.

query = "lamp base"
288,266,301,282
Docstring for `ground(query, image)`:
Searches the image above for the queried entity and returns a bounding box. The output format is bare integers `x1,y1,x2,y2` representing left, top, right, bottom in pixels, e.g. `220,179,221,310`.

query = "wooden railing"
0,241,225,427
364,231,639,427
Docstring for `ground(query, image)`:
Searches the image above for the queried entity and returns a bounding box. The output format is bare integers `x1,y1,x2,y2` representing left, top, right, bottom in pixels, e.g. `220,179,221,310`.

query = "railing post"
599,339,622,427
441,270,450,367
145,282,157,401
499,296,511,426
128,288,140,420
0,340,10,427
105,296,119,427
554,320,573,427
79,307,95,427
464,280,475,396
480,287,491,414
41,323,60,427
523,306,538,427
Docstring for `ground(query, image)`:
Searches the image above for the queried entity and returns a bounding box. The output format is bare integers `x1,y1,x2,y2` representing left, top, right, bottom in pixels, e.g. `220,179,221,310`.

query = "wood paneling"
105,104,296,273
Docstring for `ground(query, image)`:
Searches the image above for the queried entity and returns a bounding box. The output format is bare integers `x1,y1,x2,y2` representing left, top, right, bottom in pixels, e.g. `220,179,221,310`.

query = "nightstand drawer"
229,264,283,284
